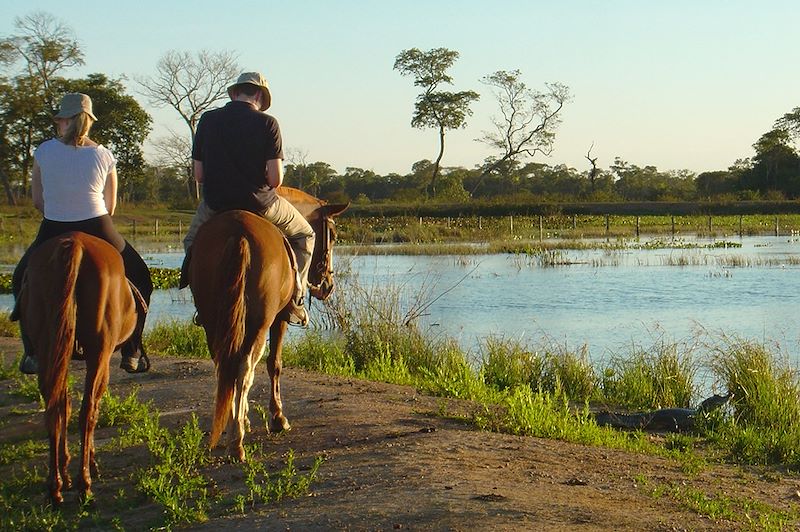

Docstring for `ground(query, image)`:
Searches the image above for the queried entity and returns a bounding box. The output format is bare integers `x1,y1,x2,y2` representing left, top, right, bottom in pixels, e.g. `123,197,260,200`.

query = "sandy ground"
2,337,799,531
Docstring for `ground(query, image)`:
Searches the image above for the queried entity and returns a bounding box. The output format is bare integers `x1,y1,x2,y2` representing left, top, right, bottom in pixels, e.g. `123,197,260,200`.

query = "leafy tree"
0,11,83,109
474,70,570,194
394,48,478,196
0,12,83,201
775,107,800,141
695,170,738,199
0,76,52,201
741,129,800,197
57,74,152,198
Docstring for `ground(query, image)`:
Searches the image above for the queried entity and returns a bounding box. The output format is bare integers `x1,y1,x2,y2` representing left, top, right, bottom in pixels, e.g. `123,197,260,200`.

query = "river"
4,235,800,363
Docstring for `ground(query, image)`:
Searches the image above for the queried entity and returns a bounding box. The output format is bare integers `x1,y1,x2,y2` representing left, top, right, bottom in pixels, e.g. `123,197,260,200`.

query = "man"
182,72,314,326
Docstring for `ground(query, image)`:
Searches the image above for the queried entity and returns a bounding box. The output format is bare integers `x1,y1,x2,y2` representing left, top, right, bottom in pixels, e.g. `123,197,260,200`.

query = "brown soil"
2,336,799,531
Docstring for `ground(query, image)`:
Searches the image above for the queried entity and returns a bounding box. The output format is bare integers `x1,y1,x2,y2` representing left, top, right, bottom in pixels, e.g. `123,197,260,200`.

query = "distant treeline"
341,200,800,218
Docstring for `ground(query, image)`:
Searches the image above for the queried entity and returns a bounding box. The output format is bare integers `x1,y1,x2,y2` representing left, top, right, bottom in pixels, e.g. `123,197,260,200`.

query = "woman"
12,93,153,374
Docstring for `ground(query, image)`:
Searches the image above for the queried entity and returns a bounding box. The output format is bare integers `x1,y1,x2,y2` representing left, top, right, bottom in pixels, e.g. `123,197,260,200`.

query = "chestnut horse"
189,188,347,460
18,232,143,504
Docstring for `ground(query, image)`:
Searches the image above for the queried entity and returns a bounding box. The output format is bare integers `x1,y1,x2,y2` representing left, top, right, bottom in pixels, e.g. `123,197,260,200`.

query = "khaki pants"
183,197,315,293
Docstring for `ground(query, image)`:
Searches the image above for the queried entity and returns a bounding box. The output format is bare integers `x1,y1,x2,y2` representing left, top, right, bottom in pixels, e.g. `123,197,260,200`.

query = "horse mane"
277,187,325,218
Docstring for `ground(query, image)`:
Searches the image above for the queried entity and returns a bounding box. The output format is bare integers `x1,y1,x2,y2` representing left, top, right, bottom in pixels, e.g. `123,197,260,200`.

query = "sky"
2,0,798,176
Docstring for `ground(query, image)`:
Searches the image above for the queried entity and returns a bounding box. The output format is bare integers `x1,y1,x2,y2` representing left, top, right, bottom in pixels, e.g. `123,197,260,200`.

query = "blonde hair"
61,112,94,146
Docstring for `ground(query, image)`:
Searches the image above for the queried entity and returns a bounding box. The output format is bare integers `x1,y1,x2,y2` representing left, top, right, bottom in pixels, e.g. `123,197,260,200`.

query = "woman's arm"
104,166,118,215
31,161,44,213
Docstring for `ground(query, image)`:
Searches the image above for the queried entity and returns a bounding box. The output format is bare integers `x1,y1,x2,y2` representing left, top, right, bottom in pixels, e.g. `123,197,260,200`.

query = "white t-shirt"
34,139,117,222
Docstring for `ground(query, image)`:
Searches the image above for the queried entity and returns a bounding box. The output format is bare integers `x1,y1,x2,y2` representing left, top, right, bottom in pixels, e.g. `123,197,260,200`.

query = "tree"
394,48,478,196
742,129,800,197
137,49,239,198
775,107,800,141
58,74,152,198
137,49,239,141
0,12,84,202
151,131,194,200
0,11,84,109
474,70,569,195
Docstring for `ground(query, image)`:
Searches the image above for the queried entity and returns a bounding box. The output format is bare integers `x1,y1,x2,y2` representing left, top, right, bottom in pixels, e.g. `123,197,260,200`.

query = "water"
5,235,800,362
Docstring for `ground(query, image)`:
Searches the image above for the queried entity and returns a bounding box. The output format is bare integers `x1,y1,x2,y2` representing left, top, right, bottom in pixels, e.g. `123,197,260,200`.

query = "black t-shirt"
192,100,284,212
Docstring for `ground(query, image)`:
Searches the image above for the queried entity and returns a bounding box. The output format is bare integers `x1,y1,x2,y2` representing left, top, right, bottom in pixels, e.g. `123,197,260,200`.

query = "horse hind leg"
267,320,291,433
228,354,256,462
77,351,111,499
45,408,67,504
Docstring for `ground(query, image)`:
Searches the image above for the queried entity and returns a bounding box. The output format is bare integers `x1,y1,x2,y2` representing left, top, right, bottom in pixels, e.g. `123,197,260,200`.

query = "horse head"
277,187,349,300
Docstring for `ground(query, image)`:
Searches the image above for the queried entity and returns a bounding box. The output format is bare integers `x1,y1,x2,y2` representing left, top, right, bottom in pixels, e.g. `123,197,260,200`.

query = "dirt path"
2,339,799,530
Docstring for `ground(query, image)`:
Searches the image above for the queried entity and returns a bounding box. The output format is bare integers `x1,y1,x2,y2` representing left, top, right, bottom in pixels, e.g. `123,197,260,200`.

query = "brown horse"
18,232,143,504
189,188,347,460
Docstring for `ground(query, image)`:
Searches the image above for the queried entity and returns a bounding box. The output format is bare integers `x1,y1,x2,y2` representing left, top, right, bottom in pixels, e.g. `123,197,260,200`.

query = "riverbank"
1,341,798,530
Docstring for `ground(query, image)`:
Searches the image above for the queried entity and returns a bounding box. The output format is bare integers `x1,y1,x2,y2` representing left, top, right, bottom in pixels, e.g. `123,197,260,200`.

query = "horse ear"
324,203,349,217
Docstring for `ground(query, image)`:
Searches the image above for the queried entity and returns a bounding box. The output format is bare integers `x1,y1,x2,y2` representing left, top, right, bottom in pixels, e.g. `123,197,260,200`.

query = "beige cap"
227,72,272,111
54,93,97,121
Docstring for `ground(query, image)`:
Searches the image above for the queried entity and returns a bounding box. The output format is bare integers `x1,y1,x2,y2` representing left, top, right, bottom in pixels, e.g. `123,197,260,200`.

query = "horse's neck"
277,187,322,219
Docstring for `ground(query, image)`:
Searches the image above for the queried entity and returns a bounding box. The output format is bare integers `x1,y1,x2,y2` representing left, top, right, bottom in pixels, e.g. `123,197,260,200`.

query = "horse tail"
209,235,250,448
43,238,81,415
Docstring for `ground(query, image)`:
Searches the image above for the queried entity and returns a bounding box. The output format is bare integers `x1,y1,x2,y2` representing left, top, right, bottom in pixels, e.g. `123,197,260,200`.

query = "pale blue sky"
2,1,797,176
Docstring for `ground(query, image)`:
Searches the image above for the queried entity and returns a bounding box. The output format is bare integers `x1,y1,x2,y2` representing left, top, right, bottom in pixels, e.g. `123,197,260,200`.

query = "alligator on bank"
592,393,732,432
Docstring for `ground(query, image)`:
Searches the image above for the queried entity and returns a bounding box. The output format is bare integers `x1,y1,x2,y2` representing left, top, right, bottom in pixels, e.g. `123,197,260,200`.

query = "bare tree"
137,49,239,198
137,49,239,140
473,70,570,195
585,143,599,192
151,130,194,199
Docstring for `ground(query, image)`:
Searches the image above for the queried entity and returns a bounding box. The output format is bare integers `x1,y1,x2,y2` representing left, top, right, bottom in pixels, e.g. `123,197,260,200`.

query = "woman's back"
35,139,116,222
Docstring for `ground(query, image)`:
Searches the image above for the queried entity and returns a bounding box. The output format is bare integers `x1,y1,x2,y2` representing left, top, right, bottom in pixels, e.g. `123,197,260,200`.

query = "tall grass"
599,339,697,410
707,339,800,468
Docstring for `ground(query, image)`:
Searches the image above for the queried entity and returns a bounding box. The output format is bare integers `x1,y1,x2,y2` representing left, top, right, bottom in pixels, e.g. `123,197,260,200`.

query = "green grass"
706,339,800,468
639,476,798,530
233,446,323,514
144,319,209,359
134,414,211,527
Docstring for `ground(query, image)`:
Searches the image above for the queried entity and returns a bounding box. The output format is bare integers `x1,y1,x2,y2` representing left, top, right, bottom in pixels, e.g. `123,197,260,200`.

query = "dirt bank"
1,339,799,530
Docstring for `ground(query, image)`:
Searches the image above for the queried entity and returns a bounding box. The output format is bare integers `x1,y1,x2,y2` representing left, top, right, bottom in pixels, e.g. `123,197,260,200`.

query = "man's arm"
266,158,284,189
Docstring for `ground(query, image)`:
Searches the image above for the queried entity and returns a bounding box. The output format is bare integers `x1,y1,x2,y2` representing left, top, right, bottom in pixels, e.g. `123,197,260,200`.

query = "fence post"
636,216,640,238
132,220,137,236
739,215,743,237
605,214,610,236
775,215,779,237
671,215,675,238
708,216,712,234
154,219,159,235
510,215,514,235
539,215,544,240
479,216,482,230
572,214,577,230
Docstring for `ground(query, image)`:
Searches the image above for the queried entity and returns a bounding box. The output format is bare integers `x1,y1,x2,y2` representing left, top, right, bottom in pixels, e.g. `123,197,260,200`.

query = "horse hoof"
229,446,246,462
270,416,291,433
50,491,64,506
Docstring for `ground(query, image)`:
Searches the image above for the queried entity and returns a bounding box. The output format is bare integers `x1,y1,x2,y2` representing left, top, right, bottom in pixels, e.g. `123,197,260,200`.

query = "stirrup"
285,300,309,327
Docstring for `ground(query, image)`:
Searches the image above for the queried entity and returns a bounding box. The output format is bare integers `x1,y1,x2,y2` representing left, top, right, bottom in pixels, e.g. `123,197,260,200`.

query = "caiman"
592,393,732,432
